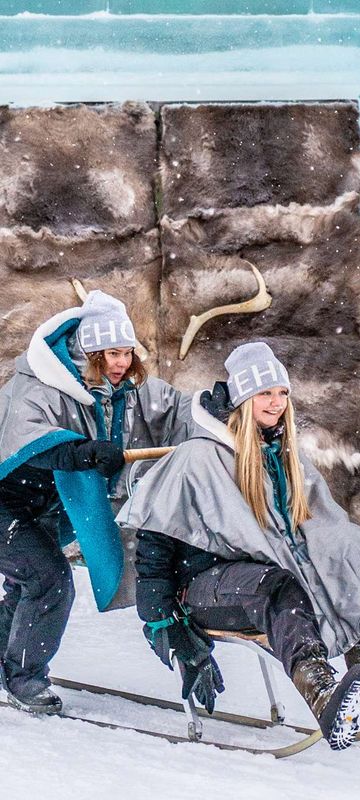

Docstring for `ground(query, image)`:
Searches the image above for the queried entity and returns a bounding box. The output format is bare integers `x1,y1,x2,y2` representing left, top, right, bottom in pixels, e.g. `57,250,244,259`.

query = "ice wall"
0,1,359,103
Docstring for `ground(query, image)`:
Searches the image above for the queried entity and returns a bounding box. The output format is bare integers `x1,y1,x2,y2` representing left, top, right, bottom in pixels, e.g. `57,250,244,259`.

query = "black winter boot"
0,659,62,715
344,644,360,670
6,686,62,715
292,657,360,751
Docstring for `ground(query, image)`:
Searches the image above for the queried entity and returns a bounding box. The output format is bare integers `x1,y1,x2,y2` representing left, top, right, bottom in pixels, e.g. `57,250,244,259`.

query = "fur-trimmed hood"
26,305,95,406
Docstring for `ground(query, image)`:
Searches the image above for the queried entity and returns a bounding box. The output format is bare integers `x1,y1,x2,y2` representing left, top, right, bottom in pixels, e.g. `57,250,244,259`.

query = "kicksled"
53,629,359,758
1,448,358,759
1,624,358,758
51,629,325,759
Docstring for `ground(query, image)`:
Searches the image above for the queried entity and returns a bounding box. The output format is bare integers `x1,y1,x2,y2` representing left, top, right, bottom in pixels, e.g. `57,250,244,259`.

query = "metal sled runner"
173,628,323,757
47,630,323,758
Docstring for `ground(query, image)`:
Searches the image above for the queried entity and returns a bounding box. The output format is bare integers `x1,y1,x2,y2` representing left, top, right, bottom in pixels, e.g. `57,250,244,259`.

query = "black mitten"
200,381,234,423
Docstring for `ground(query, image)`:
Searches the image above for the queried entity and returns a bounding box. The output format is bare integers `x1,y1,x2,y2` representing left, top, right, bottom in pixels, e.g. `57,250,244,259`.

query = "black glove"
28,438,124,477
90,440,125,478
181,654,225,715
143,614,213,669
200,381,234,423
143,610,225,714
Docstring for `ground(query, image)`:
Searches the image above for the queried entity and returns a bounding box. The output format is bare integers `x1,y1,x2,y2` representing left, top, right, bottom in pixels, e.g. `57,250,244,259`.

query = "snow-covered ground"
1,567,360,800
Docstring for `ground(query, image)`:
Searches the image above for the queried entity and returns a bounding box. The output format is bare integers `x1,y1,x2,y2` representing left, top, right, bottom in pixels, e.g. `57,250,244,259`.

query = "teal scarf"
262,439,309,564
91,379,133,494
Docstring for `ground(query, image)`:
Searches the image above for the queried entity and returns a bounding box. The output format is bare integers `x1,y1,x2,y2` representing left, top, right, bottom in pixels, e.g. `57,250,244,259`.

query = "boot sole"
7,693,62,716
328,679,360,751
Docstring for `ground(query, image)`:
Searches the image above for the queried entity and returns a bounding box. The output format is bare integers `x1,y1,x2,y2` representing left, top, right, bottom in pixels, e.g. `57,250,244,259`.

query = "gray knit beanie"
225,342,291,407
77,290,136,353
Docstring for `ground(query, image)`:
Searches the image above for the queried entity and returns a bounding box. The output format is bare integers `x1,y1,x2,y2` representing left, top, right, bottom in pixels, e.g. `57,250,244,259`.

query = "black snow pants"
0,497,75,699
185,561,327,677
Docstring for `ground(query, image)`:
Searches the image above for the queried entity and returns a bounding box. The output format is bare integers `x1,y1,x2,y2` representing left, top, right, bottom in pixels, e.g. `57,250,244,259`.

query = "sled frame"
172,628,324,757
173,629,285,741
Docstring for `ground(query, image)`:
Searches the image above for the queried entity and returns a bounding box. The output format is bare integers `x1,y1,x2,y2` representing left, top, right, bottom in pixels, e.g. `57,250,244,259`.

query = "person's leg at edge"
0,513,75,713
0,578,21,659
186,562,360,750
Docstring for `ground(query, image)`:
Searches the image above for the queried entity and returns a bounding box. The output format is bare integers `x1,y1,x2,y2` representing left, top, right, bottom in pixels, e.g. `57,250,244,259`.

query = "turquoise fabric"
90,379,133,442
91,392,108,441
0,429,84,482
263,439,310,564
54,469,124,612
263,440,293,536
110,381,133,493
47,325,127,610
111,382,133,445
45,318,82,384
91,380,133,495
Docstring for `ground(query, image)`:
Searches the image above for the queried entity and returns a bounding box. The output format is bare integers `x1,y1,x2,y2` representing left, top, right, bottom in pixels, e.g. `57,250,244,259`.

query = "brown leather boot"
345,644,360,670
292,657,360,750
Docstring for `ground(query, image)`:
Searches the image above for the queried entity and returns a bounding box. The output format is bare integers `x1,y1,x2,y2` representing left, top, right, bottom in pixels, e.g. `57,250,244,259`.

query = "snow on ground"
1,567,360,800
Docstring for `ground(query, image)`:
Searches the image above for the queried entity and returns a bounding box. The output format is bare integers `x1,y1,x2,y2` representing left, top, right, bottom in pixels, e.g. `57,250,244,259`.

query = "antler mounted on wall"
70,278,149,362
179,261,272,360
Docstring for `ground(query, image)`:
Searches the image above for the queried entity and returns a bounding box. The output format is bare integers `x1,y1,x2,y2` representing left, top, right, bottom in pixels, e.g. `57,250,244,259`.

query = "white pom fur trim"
27,306,95,406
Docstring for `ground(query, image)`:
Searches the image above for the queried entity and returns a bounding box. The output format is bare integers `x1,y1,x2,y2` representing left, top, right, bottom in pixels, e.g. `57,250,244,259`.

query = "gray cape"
0,305,193,610
117,393,360,657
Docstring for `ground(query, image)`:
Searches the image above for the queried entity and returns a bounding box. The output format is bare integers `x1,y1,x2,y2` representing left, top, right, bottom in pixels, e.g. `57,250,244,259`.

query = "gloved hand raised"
143,607,225,714
200,381,234,423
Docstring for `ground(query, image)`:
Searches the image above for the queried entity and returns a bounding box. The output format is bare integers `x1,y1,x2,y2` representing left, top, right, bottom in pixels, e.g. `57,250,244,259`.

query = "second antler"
179,261,272,360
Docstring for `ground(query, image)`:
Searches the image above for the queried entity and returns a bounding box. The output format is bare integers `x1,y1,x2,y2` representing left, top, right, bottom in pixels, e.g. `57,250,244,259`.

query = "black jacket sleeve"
27,439,124,478
136,529,179,622
136,529,227,622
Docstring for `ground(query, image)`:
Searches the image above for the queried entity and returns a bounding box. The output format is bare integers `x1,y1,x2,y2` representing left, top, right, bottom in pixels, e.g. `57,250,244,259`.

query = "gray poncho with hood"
117,393,360,658
0,303,193,611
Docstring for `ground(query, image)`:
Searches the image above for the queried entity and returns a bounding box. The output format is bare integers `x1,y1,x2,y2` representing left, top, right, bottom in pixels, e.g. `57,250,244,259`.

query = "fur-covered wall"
0,102,160,379
158,101,360,516
1,100,360,515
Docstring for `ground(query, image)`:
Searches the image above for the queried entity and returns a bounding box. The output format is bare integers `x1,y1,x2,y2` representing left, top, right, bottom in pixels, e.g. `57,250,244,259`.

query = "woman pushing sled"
0,290,193,714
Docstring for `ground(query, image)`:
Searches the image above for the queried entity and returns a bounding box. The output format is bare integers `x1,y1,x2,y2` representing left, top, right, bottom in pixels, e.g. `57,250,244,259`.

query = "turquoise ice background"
0,1,359,104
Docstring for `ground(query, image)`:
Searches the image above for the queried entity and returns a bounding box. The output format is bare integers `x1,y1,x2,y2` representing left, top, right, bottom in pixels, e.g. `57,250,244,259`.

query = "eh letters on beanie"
225,342,291,407
78,290,136,353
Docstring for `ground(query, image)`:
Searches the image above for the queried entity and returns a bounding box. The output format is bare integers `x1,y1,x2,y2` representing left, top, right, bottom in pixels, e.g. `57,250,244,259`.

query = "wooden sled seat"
206,627,270,648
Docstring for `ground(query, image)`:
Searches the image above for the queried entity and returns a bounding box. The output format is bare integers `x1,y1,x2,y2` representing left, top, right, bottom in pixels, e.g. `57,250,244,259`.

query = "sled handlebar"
123,446,176,463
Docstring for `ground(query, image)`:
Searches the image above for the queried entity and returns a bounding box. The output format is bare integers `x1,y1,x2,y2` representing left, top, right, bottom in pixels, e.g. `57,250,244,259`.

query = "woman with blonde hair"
118,341,360,752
